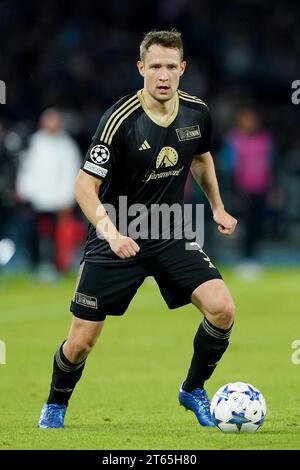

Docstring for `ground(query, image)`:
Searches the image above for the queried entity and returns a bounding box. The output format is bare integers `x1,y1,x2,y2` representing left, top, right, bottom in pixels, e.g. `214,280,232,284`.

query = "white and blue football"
210,381,267,433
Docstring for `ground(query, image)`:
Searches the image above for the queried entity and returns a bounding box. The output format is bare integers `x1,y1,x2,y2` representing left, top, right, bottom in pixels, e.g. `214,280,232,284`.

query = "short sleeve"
195,106,212,155
81,110,121,180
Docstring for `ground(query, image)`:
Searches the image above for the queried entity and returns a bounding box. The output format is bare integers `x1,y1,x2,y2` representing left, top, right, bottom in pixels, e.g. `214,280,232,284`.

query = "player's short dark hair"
140,29,184,61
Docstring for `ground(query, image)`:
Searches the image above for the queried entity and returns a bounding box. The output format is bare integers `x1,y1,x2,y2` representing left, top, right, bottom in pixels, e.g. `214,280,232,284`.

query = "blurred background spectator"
221,107,276,275
0,120,17,241
0,119,18,268
0,0,299,274
16,109,82,279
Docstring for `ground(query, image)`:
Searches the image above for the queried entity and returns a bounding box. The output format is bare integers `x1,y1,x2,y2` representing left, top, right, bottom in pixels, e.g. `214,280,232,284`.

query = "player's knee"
216,299,235,328
66,337,96,361
208,298,235,329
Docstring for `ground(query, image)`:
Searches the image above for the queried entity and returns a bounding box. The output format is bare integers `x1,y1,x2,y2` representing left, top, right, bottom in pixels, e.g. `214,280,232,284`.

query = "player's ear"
180,61,187,76
137,61,145,77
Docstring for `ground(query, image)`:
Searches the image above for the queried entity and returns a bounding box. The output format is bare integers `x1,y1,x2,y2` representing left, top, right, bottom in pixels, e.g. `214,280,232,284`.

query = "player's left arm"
191,151,237,235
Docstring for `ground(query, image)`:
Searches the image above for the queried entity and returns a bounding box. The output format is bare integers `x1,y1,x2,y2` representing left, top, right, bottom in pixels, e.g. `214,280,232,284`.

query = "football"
210,382,267,433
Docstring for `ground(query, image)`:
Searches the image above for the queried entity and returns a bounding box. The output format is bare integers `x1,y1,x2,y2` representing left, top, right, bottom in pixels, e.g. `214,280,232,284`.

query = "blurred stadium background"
0,0,300,450
0,0,300,273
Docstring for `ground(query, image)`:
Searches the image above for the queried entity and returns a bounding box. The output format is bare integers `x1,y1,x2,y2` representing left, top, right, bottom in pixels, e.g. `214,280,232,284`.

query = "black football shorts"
70,239,222,321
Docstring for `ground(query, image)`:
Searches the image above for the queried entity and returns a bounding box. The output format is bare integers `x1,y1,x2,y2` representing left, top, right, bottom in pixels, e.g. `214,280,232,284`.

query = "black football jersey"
81,89,211,262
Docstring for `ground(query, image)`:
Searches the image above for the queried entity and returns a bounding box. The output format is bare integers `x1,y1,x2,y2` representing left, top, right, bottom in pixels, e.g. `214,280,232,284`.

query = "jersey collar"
137,90,179,128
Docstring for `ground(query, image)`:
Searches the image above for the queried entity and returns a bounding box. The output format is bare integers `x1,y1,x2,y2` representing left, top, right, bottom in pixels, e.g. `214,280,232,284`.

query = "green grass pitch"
0,268,300,450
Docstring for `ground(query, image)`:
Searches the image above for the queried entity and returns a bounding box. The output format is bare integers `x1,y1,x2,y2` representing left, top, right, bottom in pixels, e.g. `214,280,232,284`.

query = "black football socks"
183,317,233,392
47,341,86,406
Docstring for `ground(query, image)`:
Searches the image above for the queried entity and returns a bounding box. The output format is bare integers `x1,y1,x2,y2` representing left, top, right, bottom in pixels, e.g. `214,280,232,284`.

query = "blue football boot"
179,384,215,427
38,403,67,428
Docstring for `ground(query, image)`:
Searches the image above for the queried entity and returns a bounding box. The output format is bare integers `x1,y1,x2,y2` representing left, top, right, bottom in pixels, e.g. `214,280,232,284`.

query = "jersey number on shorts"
189,242,216,269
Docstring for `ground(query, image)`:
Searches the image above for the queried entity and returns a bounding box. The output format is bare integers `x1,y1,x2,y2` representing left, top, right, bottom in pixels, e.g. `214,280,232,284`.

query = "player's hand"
109,234,140,259
213,208,237,235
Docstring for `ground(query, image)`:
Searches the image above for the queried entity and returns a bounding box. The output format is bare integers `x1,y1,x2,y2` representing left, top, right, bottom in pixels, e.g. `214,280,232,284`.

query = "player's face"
137,45,186,103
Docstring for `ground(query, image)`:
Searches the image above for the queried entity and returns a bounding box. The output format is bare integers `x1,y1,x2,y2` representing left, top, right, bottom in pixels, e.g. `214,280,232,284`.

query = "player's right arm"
74,170,139,259
76,96,141,259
